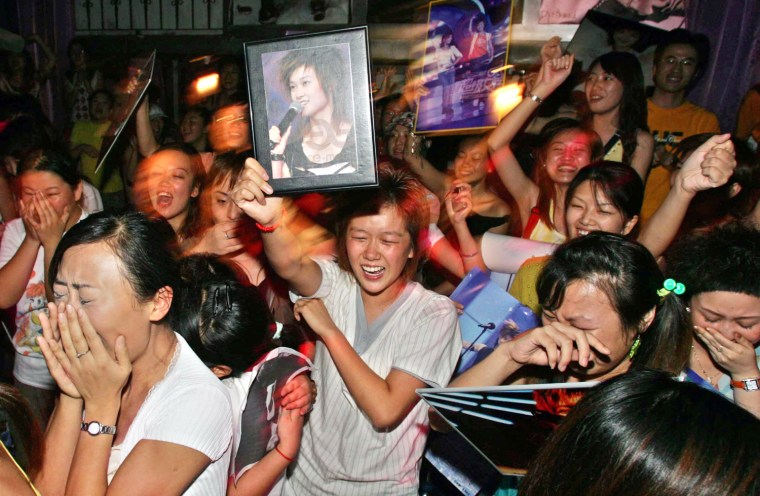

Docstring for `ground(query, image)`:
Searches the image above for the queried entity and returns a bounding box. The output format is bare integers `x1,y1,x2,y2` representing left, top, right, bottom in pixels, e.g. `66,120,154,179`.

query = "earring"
628,335,641,360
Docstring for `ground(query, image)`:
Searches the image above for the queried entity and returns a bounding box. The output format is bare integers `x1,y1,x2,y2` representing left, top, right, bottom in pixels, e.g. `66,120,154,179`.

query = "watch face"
87,421,101,435
748,379,760,391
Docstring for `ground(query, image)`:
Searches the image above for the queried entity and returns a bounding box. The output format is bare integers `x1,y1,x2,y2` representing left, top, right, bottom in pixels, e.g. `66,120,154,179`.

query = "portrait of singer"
267,45,358,179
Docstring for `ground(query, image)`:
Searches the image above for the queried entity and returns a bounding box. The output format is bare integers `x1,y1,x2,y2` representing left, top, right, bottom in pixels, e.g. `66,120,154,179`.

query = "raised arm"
638,134,736,258
450,321,610,387
231,158,322,296
488,55,575,226
293,297,455,429
135,97,159,158
402,134,449,198
429,181,487,277
630,129,655,181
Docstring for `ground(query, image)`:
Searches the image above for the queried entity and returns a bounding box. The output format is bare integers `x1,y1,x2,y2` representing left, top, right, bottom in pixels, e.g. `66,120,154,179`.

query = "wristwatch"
730,377,760,391
81,420,117,436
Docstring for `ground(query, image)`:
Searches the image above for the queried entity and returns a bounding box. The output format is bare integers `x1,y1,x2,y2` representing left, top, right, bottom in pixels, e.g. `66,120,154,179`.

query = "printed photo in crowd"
415,0,513,134
232,0,350,26
244,27,377,194
450,268,539,375
538,0,686,30
566,9,667,86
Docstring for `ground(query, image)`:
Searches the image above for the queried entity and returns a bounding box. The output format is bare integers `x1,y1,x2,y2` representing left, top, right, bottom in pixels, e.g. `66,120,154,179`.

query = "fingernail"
264,184,273,194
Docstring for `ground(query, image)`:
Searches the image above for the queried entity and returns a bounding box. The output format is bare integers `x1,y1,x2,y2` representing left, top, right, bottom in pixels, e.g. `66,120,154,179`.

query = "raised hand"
37,302,81,399
504,322,610,372
269,125,292,156
293,298,339,339
194,221,245,256
231,158,284,225
19,200,41,244
54,292,132,408
535,54,574,94
445,180,473,226
694,325,760,379
277,374,316,415
540,36,563,64
29,191,71,250
677,133,736,194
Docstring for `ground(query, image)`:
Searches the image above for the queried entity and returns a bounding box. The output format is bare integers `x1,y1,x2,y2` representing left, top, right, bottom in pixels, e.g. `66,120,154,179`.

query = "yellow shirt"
736,88,760,139
642,99,720,223
508,255,550,315
70,120,124,194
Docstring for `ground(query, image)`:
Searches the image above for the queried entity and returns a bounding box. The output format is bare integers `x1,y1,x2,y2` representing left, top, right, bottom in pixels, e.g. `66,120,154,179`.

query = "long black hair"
520,368,760,496
585,51,648,165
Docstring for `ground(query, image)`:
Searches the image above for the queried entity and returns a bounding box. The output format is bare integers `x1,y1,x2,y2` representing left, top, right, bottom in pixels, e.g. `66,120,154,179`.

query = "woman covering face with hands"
0,150,86,428
451,232,691,389
34,211,233,496
668,223,760,418
231,160,460,494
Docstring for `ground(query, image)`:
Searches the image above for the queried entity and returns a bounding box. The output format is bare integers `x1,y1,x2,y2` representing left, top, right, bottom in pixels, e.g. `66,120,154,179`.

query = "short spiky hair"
334,164,429,281
667,222,760,300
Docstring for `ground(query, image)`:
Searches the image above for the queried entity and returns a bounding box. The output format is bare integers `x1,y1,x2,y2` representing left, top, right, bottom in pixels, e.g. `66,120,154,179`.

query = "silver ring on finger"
717,346,724,353
76,350,90,358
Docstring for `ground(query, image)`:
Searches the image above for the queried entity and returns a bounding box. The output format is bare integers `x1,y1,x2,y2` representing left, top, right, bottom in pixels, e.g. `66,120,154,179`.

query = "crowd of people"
0,21,759,496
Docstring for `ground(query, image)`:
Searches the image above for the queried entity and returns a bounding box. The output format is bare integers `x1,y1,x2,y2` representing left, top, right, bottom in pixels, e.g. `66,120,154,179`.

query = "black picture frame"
244,26,377,195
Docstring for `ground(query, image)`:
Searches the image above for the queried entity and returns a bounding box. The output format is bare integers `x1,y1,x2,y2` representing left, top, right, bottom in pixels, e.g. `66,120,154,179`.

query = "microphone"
277,102,302,134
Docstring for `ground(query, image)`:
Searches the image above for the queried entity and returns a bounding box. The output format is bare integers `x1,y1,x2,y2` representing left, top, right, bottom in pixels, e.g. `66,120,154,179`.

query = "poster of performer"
415,0,513,134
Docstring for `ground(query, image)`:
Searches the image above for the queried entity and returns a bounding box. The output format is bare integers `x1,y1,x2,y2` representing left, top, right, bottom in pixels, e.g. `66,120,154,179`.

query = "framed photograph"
244,27,377,194
415,0,513,135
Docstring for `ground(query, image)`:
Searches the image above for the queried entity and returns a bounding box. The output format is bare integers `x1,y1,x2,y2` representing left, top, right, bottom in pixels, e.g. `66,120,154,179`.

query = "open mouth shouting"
361,264,385,280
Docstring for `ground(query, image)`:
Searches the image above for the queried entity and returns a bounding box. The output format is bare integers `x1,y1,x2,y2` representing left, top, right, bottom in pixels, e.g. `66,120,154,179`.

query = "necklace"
692,345,721,387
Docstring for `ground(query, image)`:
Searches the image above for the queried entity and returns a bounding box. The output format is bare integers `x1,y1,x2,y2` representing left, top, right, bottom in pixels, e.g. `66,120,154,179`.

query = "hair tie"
212,283,233,315
657,278,685,299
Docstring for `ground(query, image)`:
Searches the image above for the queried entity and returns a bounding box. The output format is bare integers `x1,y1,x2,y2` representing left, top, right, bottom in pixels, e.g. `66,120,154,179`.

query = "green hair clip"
657,278,685,298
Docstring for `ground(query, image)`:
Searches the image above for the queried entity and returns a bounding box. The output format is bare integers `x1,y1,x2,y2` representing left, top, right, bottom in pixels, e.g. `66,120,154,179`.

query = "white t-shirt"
106,333,233,495
0,211,89,389
281,258,461,496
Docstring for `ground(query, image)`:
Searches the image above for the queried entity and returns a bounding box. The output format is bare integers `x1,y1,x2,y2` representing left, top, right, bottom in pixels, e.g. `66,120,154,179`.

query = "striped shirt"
282,259,461,495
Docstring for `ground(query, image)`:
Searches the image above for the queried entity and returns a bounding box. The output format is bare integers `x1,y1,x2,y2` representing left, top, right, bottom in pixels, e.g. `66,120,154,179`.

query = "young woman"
584,51,654,179
520,369,760,496
668,223,760,418
404,135,511,236
0,150,87,427
508,134,736,313
174,255,313,496
134,144,205,246
35,211,233,495
189,152,297,327
433,26,463,118
488,55,603,243
269,47,355,178
451,231,691,389
467,14,493,66
231,162,461,494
